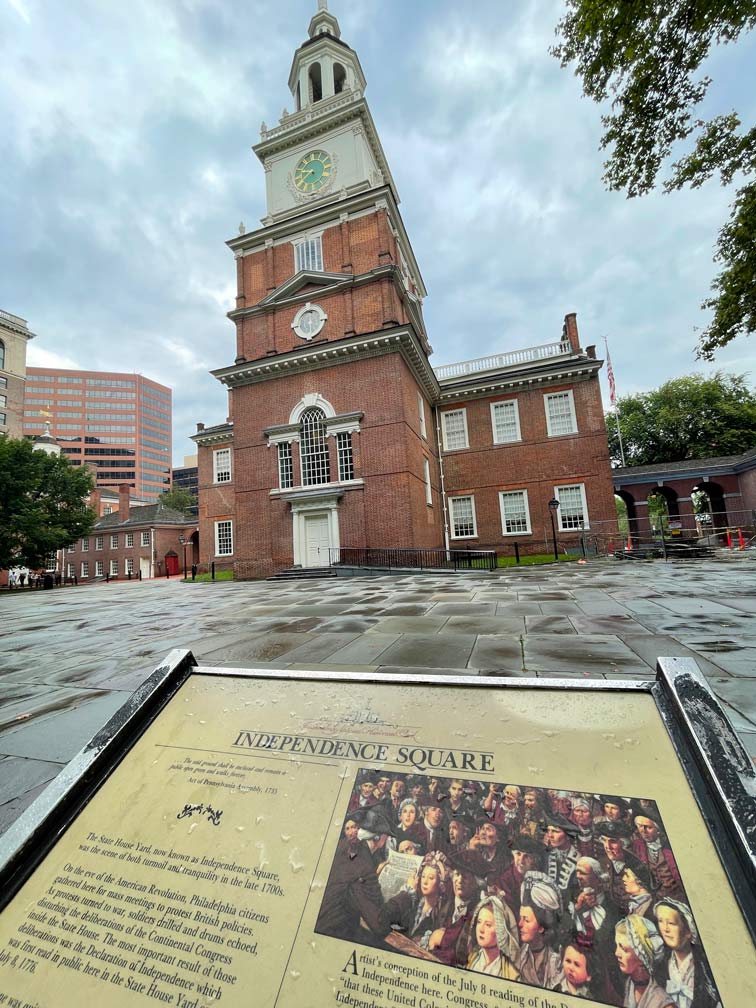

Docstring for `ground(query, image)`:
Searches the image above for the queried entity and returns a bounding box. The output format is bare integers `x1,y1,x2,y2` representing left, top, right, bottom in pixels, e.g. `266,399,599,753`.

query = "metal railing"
434,341,571,380
328,547,498,572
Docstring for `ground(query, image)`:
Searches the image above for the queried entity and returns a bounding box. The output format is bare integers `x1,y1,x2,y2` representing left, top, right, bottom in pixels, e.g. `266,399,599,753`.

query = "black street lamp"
548,498,560,562
178,534,187,579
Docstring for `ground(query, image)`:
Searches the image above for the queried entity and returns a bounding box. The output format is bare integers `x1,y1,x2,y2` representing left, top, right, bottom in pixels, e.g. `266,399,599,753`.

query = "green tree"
0,438,96,569
608,372,756,465
552,2,756,358
158,486,196,514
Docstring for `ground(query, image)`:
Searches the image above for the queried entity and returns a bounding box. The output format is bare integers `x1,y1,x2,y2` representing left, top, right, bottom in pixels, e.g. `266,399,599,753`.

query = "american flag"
605,339,617,407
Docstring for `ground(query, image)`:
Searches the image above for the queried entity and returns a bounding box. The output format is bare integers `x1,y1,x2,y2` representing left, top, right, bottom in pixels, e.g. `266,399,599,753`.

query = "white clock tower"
254,0,400,222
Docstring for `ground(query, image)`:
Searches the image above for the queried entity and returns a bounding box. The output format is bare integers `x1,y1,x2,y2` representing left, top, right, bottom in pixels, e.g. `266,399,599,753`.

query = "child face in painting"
656,906,692,952
563,945,590,988
615,934,643,977
622,868,647,896
420,866,441,898
476,907,498,950
400,803,417,828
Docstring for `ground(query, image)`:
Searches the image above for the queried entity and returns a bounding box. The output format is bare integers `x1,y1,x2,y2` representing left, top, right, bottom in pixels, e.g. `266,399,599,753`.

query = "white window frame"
213,447,232,484
140,530,150,547
95,560,104,577
490,399,521,444
81,538,89,552
215,520,234,557
125,557,134,575
449,495,477,539
423,458,432,506
498,489,532,536
125,532,134,548
555,483,590,531
109,559,119,576
418,392,427,439
110,534,118,549
544,390,578,437
440,409,469,451
95,535,104,550
277,442,294,489
292,231,324,273
81,561,89,578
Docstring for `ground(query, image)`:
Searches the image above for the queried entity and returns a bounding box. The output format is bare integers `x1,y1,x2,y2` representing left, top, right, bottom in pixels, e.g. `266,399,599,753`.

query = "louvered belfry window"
300,408,330,485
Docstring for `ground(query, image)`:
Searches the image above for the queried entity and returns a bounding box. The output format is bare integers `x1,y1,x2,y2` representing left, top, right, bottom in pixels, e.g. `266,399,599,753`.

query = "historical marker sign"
0,652,753,1006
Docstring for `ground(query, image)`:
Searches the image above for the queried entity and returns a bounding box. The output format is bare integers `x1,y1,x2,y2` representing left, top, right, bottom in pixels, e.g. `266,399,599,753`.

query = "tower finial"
318,0,328,9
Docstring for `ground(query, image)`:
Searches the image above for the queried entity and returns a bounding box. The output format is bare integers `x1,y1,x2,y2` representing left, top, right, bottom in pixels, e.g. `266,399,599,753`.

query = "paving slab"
377,633,476,669
367,615,450,634
522,634,650,675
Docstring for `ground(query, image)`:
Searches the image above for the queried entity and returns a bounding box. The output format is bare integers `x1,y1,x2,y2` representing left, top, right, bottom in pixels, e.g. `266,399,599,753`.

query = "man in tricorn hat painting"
314,805,393,944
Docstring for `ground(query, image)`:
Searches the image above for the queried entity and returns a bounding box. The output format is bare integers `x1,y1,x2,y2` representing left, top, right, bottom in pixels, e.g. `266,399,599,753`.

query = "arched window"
0,339,5,370
300,407,330,485
333,62,346,94
309,62,323,103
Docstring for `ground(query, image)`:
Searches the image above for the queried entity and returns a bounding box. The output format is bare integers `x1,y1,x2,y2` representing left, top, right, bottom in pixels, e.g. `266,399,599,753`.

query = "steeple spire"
318,0,328,9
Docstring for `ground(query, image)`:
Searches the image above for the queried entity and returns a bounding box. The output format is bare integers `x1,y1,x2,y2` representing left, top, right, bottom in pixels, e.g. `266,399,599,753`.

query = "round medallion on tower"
292,302,327,341
293,149,334,195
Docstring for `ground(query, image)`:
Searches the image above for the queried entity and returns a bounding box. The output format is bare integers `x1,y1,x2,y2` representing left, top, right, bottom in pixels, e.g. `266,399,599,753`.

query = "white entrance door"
139,557,151,579
304,513,331,568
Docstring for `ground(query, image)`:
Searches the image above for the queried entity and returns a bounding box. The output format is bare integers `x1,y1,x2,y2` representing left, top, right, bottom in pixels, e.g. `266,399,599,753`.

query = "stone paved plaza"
1,555,755,836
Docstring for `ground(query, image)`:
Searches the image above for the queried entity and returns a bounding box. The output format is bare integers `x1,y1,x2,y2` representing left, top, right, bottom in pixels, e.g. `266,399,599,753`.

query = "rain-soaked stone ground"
1,554,755,835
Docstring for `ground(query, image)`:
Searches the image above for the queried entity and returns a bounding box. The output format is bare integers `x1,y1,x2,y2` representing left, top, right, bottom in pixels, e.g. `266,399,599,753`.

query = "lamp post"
548,498,560,562
178,534,187,579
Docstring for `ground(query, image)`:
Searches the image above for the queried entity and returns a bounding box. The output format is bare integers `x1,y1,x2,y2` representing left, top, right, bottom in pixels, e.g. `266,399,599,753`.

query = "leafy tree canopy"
552,2,756,358
158,486,196,514
0,438,96,569
608,371,756,466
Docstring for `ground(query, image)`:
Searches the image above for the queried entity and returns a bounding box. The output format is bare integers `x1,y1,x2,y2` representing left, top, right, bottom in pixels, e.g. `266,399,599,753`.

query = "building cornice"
212,325,440,401
436,357,602,404
190,423,234,448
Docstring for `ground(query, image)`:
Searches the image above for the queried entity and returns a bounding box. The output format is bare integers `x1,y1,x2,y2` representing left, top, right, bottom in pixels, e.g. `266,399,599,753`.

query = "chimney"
562,312,581,352
118,483,131,521
196,422,205,432
89,488,101,515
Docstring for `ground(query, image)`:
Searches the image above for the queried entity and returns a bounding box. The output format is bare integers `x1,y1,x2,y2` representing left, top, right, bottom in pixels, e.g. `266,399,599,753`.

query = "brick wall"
441,376,617,555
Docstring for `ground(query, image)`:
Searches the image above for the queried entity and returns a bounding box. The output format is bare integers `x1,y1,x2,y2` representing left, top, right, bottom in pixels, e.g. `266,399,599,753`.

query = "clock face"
298,310,320,336
293,150,333,194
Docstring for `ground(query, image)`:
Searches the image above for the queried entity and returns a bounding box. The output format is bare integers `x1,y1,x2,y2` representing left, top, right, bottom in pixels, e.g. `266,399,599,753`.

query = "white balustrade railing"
434,341,571,380
0,309,28,328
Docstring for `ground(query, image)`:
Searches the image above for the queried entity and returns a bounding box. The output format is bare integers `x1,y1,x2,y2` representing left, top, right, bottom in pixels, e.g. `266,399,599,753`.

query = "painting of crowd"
315,771,722,1007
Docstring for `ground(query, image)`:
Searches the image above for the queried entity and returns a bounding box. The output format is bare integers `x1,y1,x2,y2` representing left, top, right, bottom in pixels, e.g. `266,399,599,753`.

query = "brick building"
24,367,172,500
63,485,197,582
0,309,35,438
192,4,617,579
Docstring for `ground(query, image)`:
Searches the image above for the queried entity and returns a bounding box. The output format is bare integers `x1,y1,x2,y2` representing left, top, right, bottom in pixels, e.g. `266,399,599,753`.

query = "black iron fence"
328,547,498,572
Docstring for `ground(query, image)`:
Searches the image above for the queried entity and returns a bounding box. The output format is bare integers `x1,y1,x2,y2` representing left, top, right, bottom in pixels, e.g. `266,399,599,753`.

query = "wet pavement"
1,554,755,835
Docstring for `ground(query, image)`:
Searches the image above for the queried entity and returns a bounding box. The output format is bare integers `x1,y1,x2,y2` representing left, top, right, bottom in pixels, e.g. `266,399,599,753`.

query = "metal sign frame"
1,650,754,944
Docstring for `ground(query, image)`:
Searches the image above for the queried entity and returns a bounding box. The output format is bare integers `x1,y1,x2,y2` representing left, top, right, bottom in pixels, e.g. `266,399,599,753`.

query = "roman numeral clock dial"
293,149,333,194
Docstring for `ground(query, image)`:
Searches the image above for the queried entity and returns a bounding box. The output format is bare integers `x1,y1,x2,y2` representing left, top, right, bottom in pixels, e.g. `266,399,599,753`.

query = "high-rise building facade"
192,4,617,578
24,368,172,500
0,309,35,438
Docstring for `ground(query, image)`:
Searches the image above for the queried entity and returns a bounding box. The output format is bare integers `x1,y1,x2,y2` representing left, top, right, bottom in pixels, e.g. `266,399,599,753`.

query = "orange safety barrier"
726,528,732,549
626,536,633,551
739,528,745,550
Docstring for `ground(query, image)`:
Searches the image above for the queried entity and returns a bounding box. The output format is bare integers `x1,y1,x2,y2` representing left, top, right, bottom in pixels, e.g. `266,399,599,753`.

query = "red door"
165,554,179,576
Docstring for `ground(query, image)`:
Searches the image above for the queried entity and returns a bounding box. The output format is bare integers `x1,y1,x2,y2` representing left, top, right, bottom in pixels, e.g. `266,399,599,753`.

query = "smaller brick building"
64,485,197,582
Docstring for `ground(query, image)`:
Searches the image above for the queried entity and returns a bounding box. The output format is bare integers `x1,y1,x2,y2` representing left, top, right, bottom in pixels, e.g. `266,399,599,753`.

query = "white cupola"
288,1,367,112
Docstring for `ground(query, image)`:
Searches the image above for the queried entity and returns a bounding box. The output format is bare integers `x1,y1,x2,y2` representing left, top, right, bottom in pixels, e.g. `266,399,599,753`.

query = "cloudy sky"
2,0,755,465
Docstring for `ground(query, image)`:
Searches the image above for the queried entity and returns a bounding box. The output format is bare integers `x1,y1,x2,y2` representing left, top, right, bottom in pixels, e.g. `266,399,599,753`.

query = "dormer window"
309,62,323,103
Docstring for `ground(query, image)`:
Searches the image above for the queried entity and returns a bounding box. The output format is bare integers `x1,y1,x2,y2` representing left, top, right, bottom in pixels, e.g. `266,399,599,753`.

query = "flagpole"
604,337,626,467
